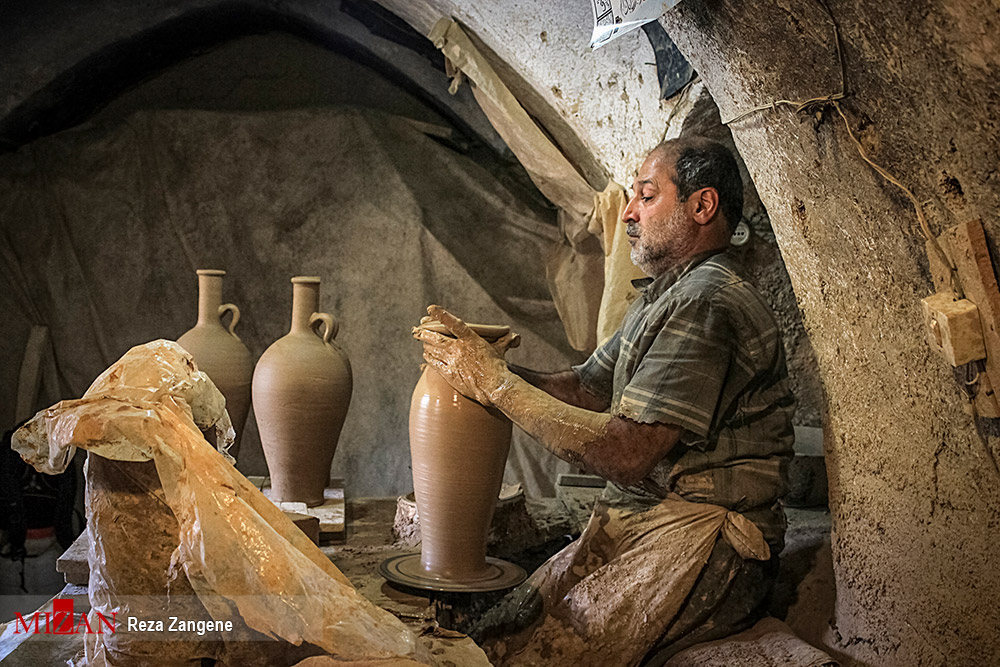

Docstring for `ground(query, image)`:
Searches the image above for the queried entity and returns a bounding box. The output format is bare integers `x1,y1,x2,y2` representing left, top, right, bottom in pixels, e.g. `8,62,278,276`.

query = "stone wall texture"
660,1,1000,664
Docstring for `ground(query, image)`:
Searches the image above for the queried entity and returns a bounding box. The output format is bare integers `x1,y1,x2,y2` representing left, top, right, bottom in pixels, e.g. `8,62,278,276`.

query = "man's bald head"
647,137,744,231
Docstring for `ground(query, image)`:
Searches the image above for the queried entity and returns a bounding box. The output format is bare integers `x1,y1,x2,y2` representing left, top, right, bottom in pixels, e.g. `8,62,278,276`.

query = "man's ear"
690,187,720,226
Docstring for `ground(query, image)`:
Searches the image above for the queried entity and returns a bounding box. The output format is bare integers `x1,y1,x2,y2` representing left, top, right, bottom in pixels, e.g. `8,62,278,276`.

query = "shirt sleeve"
571,329,621,403
616,296,737,438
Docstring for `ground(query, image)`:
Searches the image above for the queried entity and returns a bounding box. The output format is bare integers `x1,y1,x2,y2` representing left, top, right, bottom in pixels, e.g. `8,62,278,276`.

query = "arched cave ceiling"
0,1,504,154
0,0,673,193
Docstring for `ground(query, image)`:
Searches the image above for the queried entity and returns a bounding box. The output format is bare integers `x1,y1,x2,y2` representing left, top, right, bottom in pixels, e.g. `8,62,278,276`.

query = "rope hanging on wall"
721,0,959,295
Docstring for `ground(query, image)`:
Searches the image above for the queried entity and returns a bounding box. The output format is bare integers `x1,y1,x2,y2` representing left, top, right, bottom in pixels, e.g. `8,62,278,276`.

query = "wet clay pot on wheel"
383,322,525,591
253,277,352,507
176,269,253,460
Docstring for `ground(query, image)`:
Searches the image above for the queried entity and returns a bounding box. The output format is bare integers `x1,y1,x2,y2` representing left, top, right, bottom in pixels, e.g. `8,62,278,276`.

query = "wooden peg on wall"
927,219,1000,417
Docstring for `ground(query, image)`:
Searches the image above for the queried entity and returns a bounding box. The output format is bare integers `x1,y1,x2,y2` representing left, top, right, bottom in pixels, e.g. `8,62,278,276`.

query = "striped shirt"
573,250,795,544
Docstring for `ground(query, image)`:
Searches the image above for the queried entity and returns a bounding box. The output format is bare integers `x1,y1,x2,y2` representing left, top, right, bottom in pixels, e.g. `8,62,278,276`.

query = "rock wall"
660,1,1000,664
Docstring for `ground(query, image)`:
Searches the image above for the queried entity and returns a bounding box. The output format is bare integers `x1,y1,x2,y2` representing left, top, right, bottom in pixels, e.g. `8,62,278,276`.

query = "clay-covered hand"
416,314,521,356
412,305,518,406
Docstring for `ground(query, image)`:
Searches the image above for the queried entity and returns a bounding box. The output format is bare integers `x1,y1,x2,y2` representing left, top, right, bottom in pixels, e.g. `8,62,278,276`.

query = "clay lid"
291,276,321,284
196,269,226,276
417,322,510,341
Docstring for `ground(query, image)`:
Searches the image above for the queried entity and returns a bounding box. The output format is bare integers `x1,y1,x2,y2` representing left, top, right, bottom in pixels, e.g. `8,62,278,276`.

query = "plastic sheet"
13,340,427,666
588,182,648,346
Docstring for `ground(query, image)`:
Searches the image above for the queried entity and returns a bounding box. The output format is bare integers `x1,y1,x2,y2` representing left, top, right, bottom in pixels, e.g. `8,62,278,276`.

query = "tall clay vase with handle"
253,276,352,507
409,323,514,583
176,269,253,460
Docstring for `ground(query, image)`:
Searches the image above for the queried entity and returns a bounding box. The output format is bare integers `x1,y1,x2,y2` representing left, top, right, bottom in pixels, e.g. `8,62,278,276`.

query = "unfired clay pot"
176,269,253,459
253,277,352,507
409,323,513,582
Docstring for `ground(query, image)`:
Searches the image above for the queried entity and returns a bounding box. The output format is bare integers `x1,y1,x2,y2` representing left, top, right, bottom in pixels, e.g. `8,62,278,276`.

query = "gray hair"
650,137,744,231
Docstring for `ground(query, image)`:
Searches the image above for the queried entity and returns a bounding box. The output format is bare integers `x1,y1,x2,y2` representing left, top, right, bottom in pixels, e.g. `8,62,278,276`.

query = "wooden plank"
920,292,986,366
283,511,320,545
930,221,1000,416
926,234,1000,416
261,478,345,543
556,473,606,488
55,532,90,585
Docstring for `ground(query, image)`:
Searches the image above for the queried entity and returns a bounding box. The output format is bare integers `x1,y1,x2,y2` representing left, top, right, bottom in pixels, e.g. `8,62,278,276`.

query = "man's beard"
629,206,697,276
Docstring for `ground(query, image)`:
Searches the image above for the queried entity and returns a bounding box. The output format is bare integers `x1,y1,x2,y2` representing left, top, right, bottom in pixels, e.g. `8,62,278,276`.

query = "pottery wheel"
379,553,526,593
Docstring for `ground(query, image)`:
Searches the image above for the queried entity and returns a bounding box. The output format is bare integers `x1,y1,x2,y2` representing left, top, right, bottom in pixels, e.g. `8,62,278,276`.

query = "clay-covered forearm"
507,365,610,411
414,305,674,484
489,370,683,486
490,369,610,472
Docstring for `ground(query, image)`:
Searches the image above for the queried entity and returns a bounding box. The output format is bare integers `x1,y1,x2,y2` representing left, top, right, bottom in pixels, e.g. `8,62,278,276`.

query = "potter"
415,137,795,666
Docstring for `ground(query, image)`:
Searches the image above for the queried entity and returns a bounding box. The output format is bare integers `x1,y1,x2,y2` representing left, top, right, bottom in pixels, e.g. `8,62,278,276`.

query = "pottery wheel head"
416,322,510,342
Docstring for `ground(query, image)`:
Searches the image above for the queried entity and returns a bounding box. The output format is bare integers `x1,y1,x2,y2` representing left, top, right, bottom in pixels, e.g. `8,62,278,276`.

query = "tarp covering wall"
0,107,582,497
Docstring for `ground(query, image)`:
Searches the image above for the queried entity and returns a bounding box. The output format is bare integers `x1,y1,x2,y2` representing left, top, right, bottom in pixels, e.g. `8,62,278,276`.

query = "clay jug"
409,323,513,582
253,277,352,507
176,269,253,460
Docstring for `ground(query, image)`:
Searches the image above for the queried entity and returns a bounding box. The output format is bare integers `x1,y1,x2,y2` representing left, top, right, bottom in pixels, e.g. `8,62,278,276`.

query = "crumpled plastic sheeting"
15,341,235,475
13,340,427,665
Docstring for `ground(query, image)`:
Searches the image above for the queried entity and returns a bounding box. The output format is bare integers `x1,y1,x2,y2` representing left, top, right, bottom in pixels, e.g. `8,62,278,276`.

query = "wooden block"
313,487,346,544
283,511,320,545
556,473,607,488
56,532,90,585
261,479,345,543
926,222,1000,416
920,291,986,365
940,222,1000,365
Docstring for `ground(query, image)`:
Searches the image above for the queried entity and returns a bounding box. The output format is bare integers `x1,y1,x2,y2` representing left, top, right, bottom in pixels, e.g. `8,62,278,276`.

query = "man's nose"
622,197,639,223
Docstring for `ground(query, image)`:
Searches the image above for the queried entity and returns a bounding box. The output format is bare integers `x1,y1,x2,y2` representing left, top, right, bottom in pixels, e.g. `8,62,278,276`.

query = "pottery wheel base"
379,553,526,593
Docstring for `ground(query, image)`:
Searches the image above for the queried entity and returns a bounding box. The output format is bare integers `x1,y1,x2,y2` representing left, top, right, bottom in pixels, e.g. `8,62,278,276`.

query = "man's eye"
642,196,653,202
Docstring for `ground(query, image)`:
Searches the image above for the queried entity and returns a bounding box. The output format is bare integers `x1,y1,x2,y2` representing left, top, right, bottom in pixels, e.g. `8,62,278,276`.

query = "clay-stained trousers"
474,490,778,667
